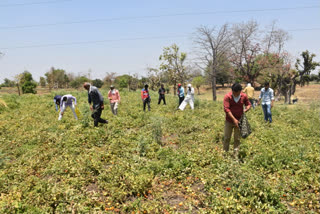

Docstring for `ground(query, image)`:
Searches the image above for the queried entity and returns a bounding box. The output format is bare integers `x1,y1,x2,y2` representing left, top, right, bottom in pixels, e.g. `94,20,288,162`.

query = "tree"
147,67,162,91
39,77,46,87
1,78,16,87
194,24,231,101
103,72,117,86
159,44,187,95
92,79,103,88
19,71,37,94
45,67,69,90
192,76,205,95
271,51,319,104
229,21,261,86
70,75,90,88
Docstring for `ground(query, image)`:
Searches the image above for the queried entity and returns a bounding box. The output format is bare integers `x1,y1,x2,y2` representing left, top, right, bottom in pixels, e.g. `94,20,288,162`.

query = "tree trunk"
212,76,217,101
16,83,21,96
212,66,217,101
197,87,200,95
173,84,177,96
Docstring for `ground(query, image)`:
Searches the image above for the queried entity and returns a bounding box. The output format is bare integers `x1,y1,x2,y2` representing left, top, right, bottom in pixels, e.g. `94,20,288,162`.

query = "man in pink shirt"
223,83,251,157
108,85,121,115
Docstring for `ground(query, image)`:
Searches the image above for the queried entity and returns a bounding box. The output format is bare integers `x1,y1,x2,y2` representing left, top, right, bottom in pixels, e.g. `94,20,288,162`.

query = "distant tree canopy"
70,76,90,89
39,77,46,87
45,67,69,90
1,78,16,87
20,71,37,94
92,79,103,88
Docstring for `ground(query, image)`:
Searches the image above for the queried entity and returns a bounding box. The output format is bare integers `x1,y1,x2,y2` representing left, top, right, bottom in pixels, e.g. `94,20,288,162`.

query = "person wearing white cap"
179,84,195,110
243,83,255,109
108,85,120,115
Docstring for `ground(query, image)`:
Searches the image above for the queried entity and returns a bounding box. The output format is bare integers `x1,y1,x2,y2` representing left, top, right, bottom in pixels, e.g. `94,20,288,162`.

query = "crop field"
0,87,319,213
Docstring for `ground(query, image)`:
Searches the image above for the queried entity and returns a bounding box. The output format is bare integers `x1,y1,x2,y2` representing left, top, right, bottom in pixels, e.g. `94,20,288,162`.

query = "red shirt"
224,92,251,123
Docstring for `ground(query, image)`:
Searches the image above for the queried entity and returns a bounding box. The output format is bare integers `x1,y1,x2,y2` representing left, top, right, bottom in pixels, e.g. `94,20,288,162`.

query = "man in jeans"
223,83,251,157
258,82,274,123
83,82,108,127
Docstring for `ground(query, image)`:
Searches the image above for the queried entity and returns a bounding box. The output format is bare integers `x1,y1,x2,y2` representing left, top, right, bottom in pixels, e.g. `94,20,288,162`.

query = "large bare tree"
194,24,231,101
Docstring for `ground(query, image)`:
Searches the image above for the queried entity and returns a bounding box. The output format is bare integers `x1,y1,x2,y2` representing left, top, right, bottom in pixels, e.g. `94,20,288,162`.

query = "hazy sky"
0,0,319,82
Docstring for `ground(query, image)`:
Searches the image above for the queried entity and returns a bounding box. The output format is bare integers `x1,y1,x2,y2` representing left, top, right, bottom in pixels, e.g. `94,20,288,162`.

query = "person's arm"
72,96,77,105
258,90,263,105
270,89,275,108
191,87,195,95
108,91,112,101
244,95,251,112
117,90,121,103
141,90,144,100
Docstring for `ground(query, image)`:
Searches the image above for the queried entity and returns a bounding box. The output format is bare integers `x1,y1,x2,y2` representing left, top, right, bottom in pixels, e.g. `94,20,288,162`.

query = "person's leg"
114,102,118,115
233,126,241,157
190,99,194,110
163,96,166,105
179,96,184,105
158,96,161,105
93,110,99,127
70,105,78,120
58,105,66,120
267,104,272,123
250,98,255,109
179,100,187,110
147,99,151,111
223,121,233,152
97,108,108,124
143,100,147,111
110,103,114,115
262,104,268,122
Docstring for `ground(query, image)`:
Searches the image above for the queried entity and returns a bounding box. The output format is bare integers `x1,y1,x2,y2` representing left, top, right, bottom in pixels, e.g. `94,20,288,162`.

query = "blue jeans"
262,104,272,122
249,98,255,109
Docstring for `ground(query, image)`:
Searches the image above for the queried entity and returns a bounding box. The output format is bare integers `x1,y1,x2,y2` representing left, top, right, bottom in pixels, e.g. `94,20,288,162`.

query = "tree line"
1,20,319,103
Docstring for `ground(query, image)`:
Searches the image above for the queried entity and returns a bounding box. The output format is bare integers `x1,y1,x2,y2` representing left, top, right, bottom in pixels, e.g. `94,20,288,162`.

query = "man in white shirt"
258,82,274,123
58,94,78,121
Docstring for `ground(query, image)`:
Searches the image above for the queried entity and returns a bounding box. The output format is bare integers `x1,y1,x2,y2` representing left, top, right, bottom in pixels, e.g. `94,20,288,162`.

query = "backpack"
239,113,252,138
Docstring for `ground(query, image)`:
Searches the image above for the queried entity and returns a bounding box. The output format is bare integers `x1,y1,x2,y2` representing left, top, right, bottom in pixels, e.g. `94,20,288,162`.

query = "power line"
0,5,319,30
0,0,72,7
0,35,189,50
1,27,320,50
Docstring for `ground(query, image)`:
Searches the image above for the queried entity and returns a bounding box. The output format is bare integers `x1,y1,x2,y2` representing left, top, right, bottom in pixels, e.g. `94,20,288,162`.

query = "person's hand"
271,103,274,108
90,106,93,111
101,104,104,110
234,119,239,128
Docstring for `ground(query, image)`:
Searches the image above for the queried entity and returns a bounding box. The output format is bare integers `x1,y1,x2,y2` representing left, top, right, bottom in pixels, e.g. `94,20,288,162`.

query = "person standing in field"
58,94,78,120
177,83,185,108
223,83,251,157
108,85,120,115
141,84,151,111
258,82,274,123
179,84,195,110
158,84,166,105
83,82,108,127
243,83,255,109
54,95,62,112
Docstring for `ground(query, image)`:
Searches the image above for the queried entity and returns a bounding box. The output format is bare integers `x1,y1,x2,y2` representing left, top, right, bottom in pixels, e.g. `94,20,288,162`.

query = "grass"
0,87,319,213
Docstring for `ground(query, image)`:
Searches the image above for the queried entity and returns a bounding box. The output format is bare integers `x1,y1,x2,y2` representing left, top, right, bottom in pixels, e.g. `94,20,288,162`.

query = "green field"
0,90,319,213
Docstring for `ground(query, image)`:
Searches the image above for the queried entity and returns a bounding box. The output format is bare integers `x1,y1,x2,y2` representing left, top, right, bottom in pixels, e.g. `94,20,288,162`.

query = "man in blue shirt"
258,82,274,123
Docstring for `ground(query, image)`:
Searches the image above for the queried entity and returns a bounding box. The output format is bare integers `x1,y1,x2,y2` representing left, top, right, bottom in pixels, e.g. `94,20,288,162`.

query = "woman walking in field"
108,85,120,115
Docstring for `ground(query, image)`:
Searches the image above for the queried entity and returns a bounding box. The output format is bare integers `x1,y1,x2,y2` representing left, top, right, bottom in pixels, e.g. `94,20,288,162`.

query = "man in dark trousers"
83,82,108,127
141,84,151,111
158,84,166,105
177,83,185,107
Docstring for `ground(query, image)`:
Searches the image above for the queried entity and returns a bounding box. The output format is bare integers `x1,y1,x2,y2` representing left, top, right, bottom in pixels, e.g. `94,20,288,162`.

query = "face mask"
233,94,241,103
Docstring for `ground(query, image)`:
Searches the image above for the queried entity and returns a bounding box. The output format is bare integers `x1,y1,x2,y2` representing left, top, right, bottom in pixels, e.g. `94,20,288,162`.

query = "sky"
0,0,319,83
